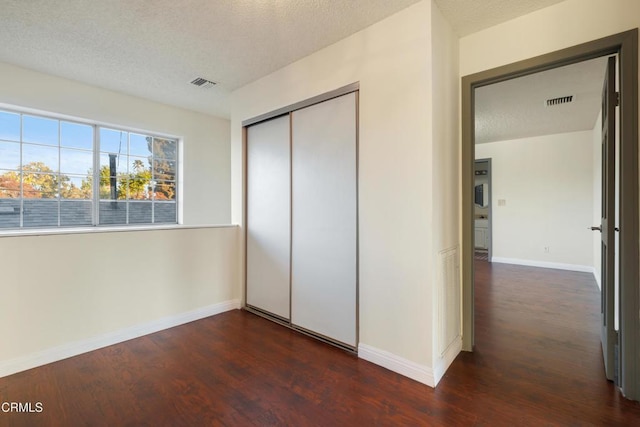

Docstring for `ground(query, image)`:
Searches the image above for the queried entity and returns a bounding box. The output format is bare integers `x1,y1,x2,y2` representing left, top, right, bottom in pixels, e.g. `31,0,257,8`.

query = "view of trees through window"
0,110,178,228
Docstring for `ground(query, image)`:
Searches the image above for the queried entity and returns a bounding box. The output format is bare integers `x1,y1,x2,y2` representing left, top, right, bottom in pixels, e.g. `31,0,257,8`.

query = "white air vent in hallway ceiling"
546,95,574,106
190,77,217,89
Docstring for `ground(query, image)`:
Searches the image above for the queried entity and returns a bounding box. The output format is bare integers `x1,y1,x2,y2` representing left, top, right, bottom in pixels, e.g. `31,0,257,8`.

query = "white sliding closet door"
246,115,291,319
291,92,357,347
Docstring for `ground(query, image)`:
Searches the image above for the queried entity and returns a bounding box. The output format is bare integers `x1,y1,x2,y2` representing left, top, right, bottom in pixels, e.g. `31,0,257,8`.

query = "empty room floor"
2,262,640,426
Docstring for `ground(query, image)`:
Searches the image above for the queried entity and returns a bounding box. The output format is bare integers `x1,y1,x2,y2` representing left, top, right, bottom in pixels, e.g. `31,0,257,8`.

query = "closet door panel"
246,115,291,319
291,92,357,346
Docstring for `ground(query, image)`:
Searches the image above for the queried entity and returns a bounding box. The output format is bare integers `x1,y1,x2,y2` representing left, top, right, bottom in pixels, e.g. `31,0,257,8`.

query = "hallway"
438,259,640,424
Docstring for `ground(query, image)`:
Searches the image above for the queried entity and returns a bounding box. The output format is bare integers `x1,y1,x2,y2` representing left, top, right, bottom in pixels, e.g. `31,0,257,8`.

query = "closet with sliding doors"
245,85,358,350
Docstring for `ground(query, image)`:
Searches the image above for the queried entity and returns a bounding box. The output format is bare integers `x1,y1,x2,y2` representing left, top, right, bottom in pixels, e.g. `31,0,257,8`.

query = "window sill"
0,223,238,238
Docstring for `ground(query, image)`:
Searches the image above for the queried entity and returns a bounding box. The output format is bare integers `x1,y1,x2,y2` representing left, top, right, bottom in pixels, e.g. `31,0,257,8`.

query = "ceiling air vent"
190,77,217,89
546,95,573,106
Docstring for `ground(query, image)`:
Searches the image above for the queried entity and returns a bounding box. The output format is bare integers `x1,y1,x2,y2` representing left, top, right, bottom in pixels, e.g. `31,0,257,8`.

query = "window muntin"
0,109,178,230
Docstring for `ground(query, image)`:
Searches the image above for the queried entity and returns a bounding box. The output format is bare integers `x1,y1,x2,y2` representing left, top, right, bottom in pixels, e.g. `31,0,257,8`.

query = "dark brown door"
599,55,618,383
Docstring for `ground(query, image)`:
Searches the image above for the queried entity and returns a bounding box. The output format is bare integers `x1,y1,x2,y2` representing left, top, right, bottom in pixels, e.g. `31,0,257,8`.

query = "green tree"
94,165,119,200
23,162,66,198
60,181,91,199
128,159,152,200
147,137,176,201
0,162,77,199
77,136,177,202
91,160,153,201
0,173,22,198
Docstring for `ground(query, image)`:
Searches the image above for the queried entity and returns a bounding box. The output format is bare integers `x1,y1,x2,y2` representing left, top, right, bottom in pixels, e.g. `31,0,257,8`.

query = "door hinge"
616,92,620,107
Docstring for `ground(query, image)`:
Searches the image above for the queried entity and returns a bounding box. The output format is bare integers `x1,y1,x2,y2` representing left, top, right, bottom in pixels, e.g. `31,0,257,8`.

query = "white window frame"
0,104,182,233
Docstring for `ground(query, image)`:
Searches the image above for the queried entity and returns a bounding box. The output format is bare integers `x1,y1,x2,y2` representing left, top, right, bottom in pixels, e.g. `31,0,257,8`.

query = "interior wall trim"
433,336,463,386
0,299,241,379
490,257,595,273
358,343,435,387
241,82,360,127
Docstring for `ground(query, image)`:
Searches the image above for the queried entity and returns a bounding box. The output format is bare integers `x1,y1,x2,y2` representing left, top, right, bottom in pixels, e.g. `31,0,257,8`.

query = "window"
0,109,178,230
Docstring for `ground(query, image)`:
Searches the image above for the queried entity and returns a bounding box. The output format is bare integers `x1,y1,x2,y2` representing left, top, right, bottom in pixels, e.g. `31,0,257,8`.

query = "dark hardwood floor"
2,260,640,426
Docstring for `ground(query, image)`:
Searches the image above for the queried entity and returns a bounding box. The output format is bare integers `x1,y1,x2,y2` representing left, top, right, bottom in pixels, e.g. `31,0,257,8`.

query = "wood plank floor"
2,260,640,426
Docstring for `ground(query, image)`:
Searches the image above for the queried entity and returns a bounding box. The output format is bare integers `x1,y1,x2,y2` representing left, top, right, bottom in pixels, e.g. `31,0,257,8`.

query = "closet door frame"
242,82,359,352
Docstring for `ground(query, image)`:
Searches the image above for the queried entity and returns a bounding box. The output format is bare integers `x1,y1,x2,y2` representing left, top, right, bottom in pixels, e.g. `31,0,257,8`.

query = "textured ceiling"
0,0,420,118
0,0,582,119
434,0,568,36
475,56,609,144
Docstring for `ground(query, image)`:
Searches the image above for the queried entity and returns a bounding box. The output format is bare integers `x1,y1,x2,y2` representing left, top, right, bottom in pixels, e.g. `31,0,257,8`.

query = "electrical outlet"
544,246,550,253
498,199,506,206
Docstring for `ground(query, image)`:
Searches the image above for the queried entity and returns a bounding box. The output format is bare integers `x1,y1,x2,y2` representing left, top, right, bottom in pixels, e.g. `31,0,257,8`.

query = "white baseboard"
358,343,435,387
433,336,462,386
593,270,602,289
0,299,241,379
491,257,594,273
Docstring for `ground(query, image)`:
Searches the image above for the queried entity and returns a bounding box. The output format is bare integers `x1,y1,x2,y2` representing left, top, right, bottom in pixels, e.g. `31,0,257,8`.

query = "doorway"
461,30,639,399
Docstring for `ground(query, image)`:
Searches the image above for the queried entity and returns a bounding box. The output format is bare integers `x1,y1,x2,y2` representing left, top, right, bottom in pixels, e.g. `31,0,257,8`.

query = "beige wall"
232,0,439,373
0,227,239,366
476,131,595,269
430,0,461,382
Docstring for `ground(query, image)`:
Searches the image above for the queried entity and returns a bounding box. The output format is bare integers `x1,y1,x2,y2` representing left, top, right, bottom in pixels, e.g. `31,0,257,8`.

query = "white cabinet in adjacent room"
475,219,489,250
475,228,486,250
